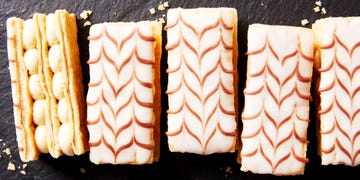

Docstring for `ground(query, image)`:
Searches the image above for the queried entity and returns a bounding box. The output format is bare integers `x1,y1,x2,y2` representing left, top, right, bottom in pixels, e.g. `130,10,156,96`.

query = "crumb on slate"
7,162,16,171
83,21,91,27
321,7,327,14
313,6,320,13
149,8,156,14
80,167,86,173
80,10,92,20
315,0,322,6
301,19,309,26
5,148,11,156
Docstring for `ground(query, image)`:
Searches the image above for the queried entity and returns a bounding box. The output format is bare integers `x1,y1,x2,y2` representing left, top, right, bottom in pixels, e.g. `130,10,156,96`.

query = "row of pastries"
6,8,360,176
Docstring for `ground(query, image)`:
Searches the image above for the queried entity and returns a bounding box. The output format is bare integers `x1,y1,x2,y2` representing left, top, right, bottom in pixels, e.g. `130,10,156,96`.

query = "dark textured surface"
1,0,360,179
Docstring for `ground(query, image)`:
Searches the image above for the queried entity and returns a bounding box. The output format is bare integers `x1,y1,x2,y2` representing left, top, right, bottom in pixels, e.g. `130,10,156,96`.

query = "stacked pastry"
6,9,88,162
239,24,314,175
86,21,162,164
165,7,239,155
313,17,360,166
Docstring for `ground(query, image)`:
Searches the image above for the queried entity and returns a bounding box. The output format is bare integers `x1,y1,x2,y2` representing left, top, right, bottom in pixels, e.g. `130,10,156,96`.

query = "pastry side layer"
86,21,162,164
6,9,88,162
165,7,238,155
240,24,314,175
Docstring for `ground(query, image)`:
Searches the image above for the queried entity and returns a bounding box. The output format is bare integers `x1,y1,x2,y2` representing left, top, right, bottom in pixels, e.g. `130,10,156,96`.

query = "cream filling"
23,19,36,50
57,98,68,123
24,49,39,74
34,125,48,153
48,44,62,72
58,123,74,156
46,13,59,46
29,74,45,100
33,99,46,125
52,72,64,100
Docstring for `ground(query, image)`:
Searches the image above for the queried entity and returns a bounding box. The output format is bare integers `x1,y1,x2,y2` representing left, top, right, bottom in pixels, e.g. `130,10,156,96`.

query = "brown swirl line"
87,24,155,162
88,26,155,70
166,10,235,153
319,40,360,165
319,35,360,121
320,116,360,166
321,32,360,58
165,10,233,66
243,32,311,170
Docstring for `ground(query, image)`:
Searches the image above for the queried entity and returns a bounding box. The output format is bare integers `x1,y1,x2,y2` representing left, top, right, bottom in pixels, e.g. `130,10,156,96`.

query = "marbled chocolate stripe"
243,30,312,173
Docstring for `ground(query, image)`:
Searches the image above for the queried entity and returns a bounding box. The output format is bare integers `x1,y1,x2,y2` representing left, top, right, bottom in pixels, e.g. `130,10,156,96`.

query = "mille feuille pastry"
240,24,314,175
313,17,360,166
165,7,238,155
86,21,162,164
6,9,88,162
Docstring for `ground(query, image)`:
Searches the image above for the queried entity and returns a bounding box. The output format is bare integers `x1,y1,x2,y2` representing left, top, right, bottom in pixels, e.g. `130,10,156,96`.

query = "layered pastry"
86,21,162,164
240,24,314,175
6,9,88,162
165,7,238,155
313,17,360,166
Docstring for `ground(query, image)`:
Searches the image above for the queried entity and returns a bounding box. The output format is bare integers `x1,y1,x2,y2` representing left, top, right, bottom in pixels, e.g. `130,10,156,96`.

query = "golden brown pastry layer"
6,9,88,162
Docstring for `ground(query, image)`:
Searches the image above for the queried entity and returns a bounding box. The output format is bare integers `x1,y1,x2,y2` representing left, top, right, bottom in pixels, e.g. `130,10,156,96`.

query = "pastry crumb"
22,163,28,169
313,6,320,13
301,19,309,26
163,1,169,7
225,166,232,173
315,0,322,6
158,17,165,24
5,148,11,156
158,4,165,11
83,21,91,27
321,7,327,14
20,170,26,175
149,8,156,14
0,154,2,160
7,162,16,171
80,167,86,173
80,10,92,20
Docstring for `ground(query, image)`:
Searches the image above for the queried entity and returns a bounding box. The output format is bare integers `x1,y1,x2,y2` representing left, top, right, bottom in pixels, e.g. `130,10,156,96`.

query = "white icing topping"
313,17,360,166
57,98,68,123
58,123,74,156
87,22,157,164
46,13,59,46
52,72,64,99
33,99,46,125
24,49,39,74
23,19,36,50
35,125,48,153
166,8,237,155
29,74,45,100
241,24,313,175
48,45,62,72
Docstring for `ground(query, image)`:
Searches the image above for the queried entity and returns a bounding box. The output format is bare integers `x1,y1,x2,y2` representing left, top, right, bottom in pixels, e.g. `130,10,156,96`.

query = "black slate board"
1,0,360,179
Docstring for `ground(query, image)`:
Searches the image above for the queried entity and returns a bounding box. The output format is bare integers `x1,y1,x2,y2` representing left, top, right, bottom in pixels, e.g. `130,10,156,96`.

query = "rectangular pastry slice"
165,7,238,155
239,24,314,175
6,9,88,162
86,21,162,164
313,17,360,166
